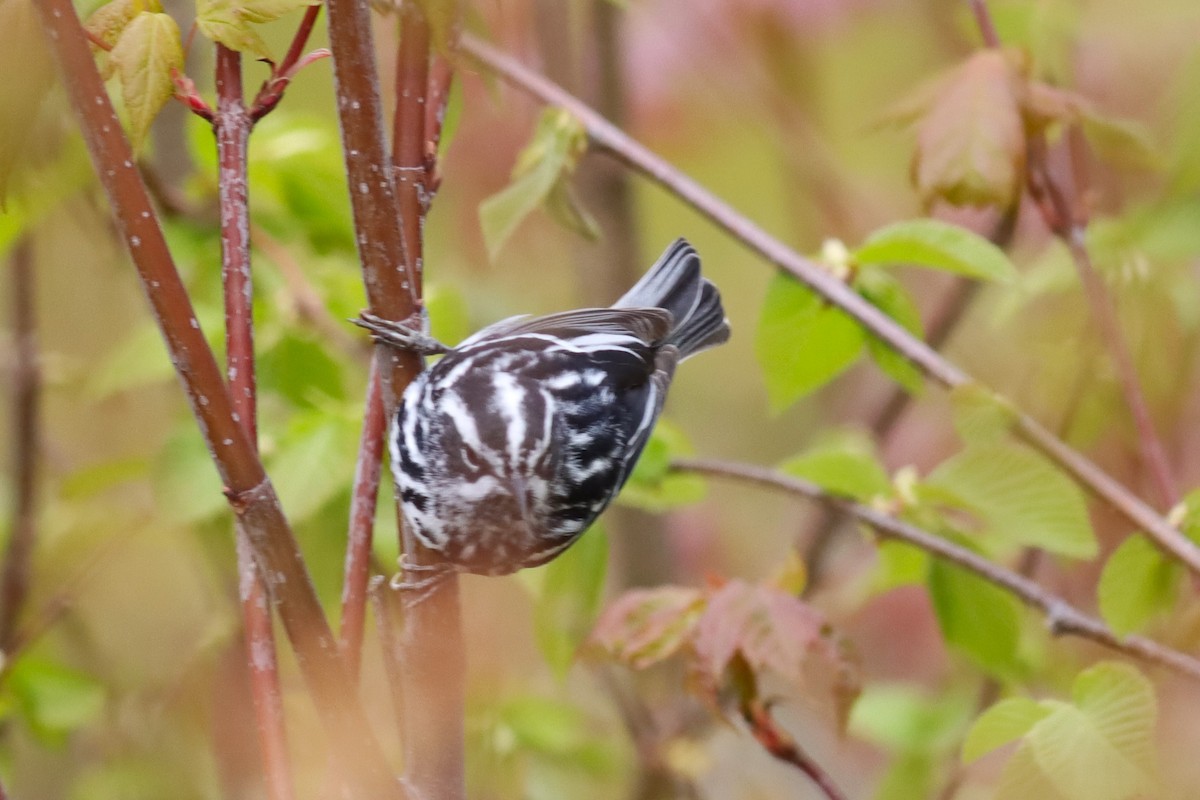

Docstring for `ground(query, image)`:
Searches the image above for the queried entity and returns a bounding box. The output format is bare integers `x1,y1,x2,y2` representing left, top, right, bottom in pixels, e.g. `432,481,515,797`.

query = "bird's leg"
389,554,456,608
353,310,451,356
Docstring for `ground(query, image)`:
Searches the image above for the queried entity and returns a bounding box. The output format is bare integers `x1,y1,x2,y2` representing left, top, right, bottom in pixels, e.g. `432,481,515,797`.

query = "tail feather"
614,238,730,360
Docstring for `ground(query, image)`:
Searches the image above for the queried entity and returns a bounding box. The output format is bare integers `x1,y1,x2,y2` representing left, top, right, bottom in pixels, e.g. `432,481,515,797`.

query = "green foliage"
854,218,1019,282
1097,534,1180,636
755,273,865,411
618,419,707,511
926,442,1097,558
950,383,1018,444
965,663,1159,800
854,268,926,394
527,524,609,680
6,659,106,746
480,108,595,259
928,555,1022,676
109,11,183,148
777,430,892,502
195,0,317,57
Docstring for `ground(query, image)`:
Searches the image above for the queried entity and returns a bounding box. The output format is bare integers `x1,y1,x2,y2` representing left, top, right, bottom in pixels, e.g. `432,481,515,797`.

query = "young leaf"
755,273,865,412
777,435,892,502
854,219,1019,283
1097,535,1180,636
480,108,590,259
236,0,319,24
853,268,925,394
950,383,1018,444
927,442,1097,558
109,11,185,148
589,586,705,669
962,697,1050,764
196,0,270,57
928,558,1022,676
532,524,609,680
909,49,1026,208
86,0,164,47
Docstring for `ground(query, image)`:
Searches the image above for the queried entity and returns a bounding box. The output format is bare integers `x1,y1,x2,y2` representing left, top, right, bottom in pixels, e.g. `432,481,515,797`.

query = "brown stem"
741,698,847,800
674,457,1200,682
390,7,466,799
968,0,1002,48
35,2,403,794
1,238,39,648
323,0,463,795
215,44,295,800
460,34,1200,578
338,358,385,679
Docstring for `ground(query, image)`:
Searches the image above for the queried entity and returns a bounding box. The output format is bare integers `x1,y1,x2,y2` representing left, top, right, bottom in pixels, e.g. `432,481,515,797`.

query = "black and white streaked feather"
373,238,730,577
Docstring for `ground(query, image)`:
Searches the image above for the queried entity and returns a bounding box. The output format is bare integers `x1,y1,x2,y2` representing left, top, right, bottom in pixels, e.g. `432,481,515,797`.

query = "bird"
355,238,729,589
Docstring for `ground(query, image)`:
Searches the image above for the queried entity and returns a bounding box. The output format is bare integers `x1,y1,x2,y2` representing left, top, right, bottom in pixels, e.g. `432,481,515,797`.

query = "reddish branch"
1,238,39,648
214,44,294,800
675,457,1200,682
33,1,403,795
741,698,847,800
971,0,1178,510
322,0,464,796
338,360,385,679
460,34,1200,578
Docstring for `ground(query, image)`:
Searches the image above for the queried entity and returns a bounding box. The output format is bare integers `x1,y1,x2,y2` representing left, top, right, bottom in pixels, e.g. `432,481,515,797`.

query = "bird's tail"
614,238,731,359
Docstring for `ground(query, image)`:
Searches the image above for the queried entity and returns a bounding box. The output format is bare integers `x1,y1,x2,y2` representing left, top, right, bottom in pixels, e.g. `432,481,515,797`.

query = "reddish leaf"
589,587,704,669
911,50,1026,209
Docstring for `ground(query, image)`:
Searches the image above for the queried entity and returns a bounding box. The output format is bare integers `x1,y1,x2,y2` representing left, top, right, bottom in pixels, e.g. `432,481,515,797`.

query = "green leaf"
853,268,925,394
778,434,891,502
962,697,1050,763
9,659,106,744
949,383,1017,444
928,557,1022,676
927,443,1097,558
110,11,184,148
479,108,589,259
196,0,270,57
755,273,865,412
543,178,600,241
987,663,1159,800
855,219,1019,283
236,0,318,24
153,428,228,525
872,752,938,800
258,331,346,407
619,419,707,512
851,684,973,754
267,415,357,524
531,524,608,680
872,540,930,591
414,0,459,53
1097,535,1180,636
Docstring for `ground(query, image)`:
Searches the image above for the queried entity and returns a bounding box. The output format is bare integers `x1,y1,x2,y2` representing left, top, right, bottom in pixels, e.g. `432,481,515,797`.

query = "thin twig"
214,43,295,800
1,238,39,649
460,34,1200,577
34,2,403,794
673,457,1200,682
249,4,325,120
971,0,1177,510
741,697,847,800
338,359,385,679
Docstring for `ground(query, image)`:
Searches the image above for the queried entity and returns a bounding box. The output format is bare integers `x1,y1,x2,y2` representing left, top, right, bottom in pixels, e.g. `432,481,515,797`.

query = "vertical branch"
1,238,39,648
391,6,466,799
34,1,403,794
214,44,295,800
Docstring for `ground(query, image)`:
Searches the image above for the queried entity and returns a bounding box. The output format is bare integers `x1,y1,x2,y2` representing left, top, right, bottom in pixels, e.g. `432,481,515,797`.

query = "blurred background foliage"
4,0,1200,797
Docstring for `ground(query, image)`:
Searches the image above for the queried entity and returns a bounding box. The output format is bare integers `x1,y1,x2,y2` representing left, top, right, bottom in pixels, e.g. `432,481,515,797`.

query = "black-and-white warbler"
357,239,729,583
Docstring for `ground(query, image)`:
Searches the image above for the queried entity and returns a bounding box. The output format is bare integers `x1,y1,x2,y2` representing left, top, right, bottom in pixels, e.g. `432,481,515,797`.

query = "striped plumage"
380,239,729,577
